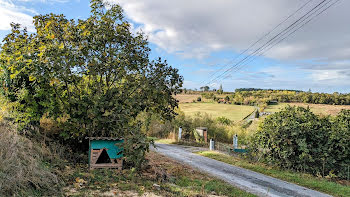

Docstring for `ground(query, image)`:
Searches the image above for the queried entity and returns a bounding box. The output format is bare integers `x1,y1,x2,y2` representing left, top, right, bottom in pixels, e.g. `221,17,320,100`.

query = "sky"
0,0,349,93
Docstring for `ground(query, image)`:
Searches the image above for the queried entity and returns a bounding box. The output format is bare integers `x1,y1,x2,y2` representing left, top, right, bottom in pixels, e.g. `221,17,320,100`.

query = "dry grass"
179,102,255,121
0,122,61,196
265,103,350,116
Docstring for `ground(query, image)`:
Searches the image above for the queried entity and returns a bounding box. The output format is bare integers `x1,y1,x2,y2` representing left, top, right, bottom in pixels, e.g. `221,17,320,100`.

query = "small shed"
195,127,208,143
86,137,124,170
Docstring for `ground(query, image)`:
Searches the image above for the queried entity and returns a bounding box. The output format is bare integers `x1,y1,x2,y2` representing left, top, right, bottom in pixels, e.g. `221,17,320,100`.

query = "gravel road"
152,143,332,197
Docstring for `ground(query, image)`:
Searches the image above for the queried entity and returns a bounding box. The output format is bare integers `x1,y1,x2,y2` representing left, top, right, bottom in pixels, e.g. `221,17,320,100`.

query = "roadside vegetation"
252,106,350,180
141,110,258,145
0,122,62,196
197,151,350,197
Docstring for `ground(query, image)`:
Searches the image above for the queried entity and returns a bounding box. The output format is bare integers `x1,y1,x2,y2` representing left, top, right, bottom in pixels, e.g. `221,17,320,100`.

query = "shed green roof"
89,139,123,159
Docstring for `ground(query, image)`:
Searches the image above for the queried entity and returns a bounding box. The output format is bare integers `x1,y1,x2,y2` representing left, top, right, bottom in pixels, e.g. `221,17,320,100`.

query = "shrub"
140,110,254,145
191,113,228,143
251,105,350,179
201,92,215,100
254,110,259,118
216,116,232,126
197,97,202,102
329,110,350,178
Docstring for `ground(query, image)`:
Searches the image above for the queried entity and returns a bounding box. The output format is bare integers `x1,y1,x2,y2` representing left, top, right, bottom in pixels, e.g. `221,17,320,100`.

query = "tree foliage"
0,0,182,168
231,90,350,105
200,86,209,92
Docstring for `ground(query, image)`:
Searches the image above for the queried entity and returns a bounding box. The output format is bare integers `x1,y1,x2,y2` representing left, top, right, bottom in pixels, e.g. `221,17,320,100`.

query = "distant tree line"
180,84,225,94
235,88,303,92
231,90,350,105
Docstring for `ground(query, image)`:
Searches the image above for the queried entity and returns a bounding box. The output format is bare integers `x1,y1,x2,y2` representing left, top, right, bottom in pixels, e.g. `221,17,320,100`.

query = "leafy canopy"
0,0,183,168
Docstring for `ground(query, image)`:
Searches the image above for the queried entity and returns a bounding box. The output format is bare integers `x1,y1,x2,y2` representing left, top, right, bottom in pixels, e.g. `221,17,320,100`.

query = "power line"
207,0,339,86
199,0,314,84
207,0,329,85
223,0,341,80
213,0,339,83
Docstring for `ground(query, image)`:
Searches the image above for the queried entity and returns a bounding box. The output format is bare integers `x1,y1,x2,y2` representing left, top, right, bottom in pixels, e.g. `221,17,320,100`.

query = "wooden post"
203,130,207,143
88,138,91,169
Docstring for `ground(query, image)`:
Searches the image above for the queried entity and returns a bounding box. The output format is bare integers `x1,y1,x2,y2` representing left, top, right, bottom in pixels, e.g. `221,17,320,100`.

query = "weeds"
0,122,62,196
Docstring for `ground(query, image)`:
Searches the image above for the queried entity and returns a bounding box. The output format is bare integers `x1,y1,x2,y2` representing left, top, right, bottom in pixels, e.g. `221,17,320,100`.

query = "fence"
215,141,233,153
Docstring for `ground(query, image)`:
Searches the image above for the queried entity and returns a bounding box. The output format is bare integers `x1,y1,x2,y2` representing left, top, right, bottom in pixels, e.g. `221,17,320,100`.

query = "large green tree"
0,0,182,168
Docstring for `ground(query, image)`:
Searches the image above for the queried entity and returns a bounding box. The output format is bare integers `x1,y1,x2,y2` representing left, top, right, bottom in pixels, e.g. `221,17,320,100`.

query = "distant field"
265,103,350,116
179,102,255,121
175,94,232,103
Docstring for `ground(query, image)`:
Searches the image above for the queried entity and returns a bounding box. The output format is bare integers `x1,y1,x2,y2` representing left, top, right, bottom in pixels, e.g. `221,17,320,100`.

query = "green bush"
254,110,259,118
216,116,232,126
201,92,215,100
192,113,228,143
329,110,350,178
252,105,350,179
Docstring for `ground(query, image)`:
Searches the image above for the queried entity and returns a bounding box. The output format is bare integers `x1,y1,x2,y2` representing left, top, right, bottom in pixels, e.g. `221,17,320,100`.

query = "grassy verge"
64,151,255,197
155,138,176,144
154,138,208,148
197,151,350,197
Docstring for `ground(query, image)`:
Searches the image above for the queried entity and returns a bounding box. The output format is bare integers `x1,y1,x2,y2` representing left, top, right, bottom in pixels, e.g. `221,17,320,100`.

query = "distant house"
268,100,278,105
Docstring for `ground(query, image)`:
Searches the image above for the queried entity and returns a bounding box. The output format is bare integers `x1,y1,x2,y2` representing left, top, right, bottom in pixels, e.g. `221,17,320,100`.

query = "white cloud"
0,0,72,32
104,0,350,92
0,0,36,31
311,70,340,81
106,0,349,64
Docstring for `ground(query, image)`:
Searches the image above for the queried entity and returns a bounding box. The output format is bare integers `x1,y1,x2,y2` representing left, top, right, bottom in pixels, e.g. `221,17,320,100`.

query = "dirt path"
152,143,332,197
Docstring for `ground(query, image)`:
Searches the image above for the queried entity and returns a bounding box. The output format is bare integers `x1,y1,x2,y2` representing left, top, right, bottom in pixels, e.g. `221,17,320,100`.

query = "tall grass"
0,122,62,196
